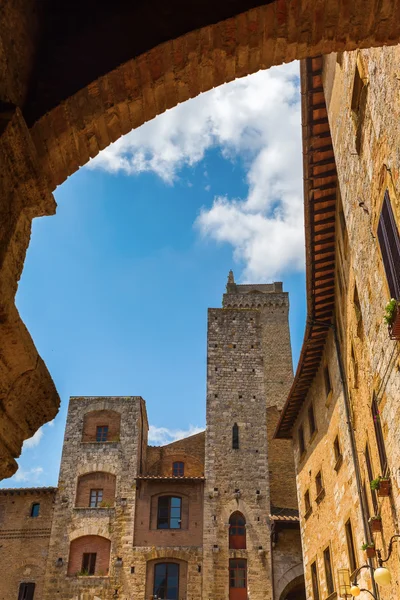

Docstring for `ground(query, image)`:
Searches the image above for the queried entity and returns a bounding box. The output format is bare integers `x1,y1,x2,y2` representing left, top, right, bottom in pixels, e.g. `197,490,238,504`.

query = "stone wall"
203,278,302,600
0,487,56,600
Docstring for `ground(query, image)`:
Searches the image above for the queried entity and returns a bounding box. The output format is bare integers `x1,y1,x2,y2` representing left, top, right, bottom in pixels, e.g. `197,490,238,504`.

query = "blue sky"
1,62,306,488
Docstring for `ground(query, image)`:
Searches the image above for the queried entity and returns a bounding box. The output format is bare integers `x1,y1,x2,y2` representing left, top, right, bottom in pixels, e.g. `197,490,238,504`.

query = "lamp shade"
374,566,392,586
350,585,361,596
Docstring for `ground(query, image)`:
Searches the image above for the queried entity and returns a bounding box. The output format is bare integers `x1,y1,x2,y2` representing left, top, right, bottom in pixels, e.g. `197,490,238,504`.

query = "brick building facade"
276,47,400,600
0,278,303,600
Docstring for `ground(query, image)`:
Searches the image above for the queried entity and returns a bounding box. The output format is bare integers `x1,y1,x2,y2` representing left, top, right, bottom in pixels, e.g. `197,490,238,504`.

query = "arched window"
229,512,246,549
157,496,182,529
67,535,111,576
232,423,239,449
172,461,184,477
229,559,247,600
154,563,179,599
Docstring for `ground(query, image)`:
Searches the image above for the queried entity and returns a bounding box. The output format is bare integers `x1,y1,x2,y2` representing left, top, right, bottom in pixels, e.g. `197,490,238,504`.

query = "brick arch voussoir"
76,463,118,477
69,526,111,542
276,563,305,600
30,0,400,192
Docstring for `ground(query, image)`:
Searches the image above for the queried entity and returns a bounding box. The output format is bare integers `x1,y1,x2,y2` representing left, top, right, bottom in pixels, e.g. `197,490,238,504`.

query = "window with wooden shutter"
372,395,387,473
311,561,320,600
377,190,400,299
365,443,378,513
323,546,335,595
18,582,35,600
345,519,357,574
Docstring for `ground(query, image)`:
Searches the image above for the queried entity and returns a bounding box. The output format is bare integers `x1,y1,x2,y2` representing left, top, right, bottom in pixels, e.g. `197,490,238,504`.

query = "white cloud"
13,466,44,483
23,427,44,449
148,425,204,446
87,63,304,280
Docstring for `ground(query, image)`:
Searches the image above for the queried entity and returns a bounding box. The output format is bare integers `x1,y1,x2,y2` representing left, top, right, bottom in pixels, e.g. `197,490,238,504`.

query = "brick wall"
134,481,204,546
82,409,121,442
0,488,55,600
147,432,205,477
75,472,116,507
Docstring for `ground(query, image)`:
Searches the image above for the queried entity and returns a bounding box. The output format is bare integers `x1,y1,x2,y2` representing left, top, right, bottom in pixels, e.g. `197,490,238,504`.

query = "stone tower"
42,396,148,599
202,274,296,600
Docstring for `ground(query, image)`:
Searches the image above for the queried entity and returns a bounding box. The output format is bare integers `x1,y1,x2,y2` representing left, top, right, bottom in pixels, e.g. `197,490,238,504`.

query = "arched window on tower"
232,423,239,449
229,512,246,549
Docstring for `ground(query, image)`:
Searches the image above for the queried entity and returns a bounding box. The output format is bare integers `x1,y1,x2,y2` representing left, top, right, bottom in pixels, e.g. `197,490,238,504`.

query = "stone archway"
279,574,306,600
1,0,400,478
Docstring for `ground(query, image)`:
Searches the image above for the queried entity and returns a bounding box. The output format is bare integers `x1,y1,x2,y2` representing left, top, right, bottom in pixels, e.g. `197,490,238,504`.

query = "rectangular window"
365,443,378,513
172,462,184,477
333,436,341,462
362,481,371,523
232,423,239,449
30,503,40,518
323,547,335,595
311,561,320,600
89,489,103,508
353,285,363,338
82,552,96,575
229,559,247,588
377,190,400,299
298,425,305,456
351,64,364,116
157,496,182,529
304,490,311,517
345,519,357,574
372,394,387,473
308,404,317,437
96,425,108,442
324,367,332,397
154,562,179,600
316,471,323,496
18,582,35,600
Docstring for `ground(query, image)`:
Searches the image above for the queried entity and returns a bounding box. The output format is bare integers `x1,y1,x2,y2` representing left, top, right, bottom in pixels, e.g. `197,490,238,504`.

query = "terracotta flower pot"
377,479,391,497
369,518,383,533
366,547,376,558
389,307,400,340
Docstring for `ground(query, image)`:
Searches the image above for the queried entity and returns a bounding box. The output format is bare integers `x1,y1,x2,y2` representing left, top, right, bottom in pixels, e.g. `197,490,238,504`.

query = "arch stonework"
1,0,400,478
275,563,305,600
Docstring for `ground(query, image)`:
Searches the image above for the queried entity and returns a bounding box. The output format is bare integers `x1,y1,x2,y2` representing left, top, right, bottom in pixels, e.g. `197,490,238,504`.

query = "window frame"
365,442,378,514
89,489,104,508
323,545,335,595
323,366,332,398
308,403,317,438
96,425,109,443
376,189,400,300
333,435,343,472
310,560,320,600
157,496,182,530
304,490,312,519
18,582,35,600
172,462,184,477
371,395,387,473
153,562,180,600
229,558,247,589
82,552,97,576
345,519,357,575
298,425,305,457
229,512,246,549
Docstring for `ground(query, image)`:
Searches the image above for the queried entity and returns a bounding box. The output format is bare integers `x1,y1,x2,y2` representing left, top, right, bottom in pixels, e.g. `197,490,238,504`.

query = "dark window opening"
298,426,305,456
345,519,357,574
353,285,363,338
89,489,103,508
377,190,400,299
18,582,35,600
232,423,239,450
229,512,246,549
333,436,341,462
157,496,182,529
311,561,320,600
362,480,371,524
308,404,317,437
351,64,364,116
154,562,179,600
315,472,324,497
372,395,387,473
82,552,96,575
229,559,247,588
30,503,40,518
304,490,311,517
324,367,332,397
96,425,109,442
323,547,335,595
172,462,184,477
365,443,378,513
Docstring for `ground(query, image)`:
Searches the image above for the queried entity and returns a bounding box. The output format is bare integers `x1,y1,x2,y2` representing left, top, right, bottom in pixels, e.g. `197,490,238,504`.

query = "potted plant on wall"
361,542,376,558
369,515,383,533
383,299,400,340
370,476,391,497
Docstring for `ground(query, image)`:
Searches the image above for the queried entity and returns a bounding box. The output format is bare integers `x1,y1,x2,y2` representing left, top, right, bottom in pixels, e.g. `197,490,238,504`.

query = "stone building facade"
0,487,56,600
276,47,400,600
0,278,303,600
